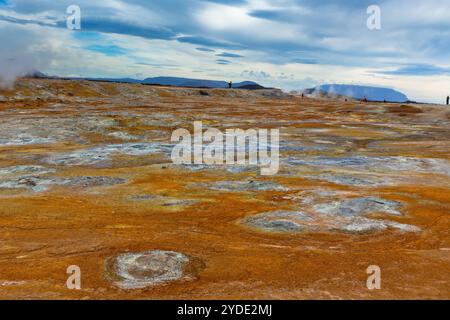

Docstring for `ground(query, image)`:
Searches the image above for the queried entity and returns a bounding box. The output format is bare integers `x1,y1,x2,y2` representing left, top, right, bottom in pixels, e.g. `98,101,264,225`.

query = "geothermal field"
0,79,449,299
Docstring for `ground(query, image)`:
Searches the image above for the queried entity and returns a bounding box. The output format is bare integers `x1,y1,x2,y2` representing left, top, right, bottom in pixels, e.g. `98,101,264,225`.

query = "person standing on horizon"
228,81,232,89
447,96,449,105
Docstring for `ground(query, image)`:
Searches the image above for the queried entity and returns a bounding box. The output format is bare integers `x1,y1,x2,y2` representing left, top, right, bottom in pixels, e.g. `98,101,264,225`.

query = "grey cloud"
216,52,244,58
377,64,450,76
241,70,271,79
216,59,231,65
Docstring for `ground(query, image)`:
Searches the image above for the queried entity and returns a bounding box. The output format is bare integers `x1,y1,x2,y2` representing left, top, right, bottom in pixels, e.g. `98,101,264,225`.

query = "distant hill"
142,77,259,89
26,73,264,89
236,84,266,90
24,70,48,79
308,84,409,102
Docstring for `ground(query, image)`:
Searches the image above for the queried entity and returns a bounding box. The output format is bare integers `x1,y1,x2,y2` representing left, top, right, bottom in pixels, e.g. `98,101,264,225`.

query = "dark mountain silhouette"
236,84,266,90
142,77,259,88
24,70,48,78
25,73,265,89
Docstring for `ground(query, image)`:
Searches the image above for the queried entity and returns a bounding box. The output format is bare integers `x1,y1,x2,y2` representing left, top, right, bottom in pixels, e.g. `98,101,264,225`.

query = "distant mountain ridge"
308,84,409,102
142,77,258,88
27,72,264,89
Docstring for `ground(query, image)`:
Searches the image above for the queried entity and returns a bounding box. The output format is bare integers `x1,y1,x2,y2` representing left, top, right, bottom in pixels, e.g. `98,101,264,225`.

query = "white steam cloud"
0,23,54,87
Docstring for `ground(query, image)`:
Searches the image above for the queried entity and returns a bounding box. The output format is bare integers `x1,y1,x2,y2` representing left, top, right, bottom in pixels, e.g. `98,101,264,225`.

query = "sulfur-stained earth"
0,79,448,299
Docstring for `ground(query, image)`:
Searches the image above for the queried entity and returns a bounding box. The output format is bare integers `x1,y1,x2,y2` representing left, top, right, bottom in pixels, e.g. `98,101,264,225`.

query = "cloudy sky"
0,0,449,102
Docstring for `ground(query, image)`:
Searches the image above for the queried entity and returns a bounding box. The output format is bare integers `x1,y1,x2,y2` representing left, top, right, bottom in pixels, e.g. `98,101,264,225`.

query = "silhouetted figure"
362,97,368,103
228,81,232,89
447,96,449,105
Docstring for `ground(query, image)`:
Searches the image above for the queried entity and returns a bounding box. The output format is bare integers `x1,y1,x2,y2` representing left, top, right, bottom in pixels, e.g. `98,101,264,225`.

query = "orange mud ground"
0,79,448,299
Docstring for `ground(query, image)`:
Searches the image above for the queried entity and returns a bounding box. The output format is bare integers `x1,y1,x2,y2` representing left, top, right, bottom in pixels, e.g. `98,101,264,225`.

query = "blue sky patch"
84,44,128,56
